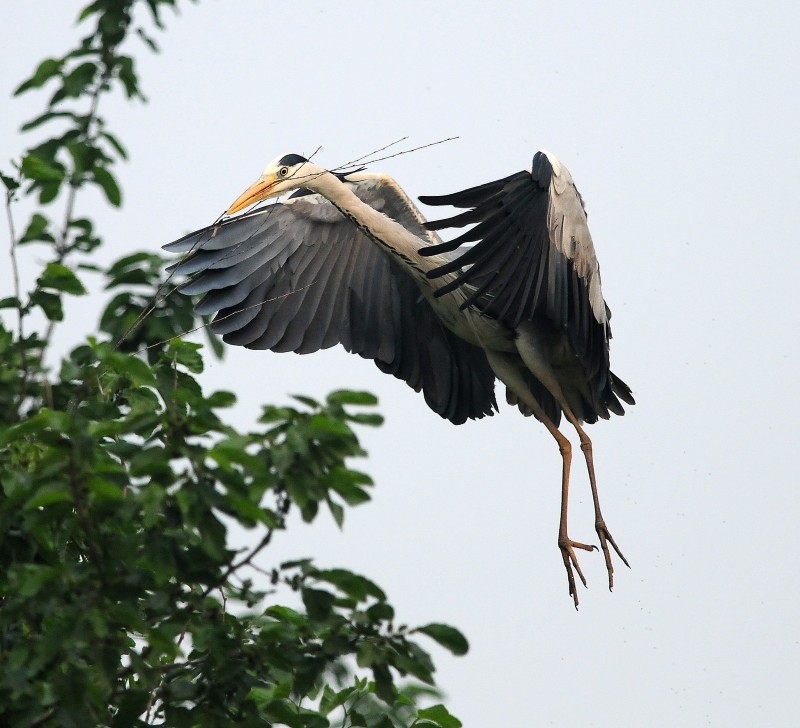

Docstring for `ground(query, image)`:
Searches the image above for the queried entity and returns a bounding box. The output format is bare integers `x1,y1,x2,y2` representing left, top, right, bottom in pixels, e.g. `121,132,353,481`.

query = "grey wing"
164,186,497,424
418,150,611,388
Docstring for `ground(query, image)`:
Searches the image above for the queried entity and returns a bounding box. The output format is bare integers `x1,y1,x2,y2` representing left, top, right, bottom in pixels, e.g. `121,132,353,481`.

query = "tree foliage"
0,2,466,726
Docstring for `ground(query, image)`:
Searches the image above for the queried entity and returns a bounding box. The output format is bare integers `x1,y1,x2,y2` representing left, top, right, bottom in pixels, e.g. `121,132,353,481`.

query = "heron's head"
226,153,325,214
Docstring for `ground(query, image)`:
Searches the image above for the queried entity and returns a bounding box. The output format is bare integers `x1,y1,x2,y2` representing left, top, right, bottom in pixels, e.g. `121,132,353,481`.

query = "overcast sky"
3,1,799,725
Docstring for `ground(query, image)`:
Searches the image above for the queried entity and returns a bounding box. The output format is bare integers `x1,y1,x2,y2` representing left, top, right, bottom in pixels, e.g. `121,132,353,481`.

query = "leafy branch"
0,2,469,727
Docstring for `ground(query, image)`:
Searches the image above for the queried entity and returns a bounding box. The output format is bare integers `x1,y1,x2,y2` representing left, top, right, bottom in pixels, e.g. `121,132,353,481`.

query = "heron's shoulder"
343,172,416,210
531,149,577,196
339,171,397,190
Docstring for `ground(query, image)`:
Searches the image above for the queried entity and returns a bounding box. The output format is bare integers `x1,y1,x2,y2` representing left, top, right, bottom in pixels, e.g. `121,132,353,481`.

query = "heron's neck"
309,172,448,282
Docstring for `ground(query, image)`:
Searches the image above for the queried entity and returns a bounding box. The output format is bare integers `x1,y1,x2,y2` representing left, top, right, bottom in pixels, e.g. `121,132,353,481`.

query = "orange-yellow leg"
509,391,596,608
549,423,596,609
485,351,595,607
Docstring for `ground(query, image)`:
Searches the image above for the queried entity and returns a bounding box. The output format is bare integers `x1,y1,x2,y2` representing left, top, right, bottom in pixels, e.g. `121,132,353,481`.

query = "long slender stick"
334,136,458,172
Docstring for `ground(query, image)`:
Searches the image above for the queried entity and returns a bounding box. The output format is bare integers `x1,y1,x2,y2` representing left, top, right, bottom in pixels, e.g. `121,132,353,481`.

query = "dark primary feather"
420,171,526,215
419,151,634,421
164,181,498,425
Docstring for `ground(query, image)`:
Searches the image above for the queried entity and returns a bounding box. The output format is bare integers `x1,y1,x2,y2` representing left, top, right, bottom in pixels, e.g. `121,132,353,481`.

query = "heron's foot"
558,536,596,609
595,518,630,592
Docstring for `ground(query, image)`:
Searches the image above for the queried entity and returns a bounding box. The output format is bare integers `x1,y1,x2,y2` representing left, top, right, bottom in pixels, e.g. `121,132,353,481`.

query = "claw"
559,537,596,609
595,519,630,592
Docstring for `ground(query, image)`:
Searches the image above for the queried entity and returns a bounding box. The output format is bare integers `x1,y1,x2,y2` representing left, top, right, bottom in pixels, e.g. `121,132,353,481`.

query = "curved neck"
307,171,449,283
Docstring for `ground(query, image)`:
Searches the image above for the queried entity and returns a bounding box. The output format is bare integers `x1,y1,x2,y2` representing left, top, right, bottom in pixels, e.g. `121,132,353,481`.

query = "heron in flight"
164,150,634,607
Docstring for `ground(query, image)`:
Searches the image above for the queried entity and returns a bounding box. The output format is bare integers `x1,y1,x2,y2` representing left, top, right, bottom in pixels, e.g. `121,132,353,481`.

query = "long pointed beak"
226,172,278,215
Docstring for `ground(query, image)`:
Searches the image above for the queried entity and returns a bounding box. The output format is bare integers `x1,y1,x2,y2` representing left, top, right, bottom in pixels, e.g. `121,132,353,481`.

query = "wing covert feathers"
165,181,497,424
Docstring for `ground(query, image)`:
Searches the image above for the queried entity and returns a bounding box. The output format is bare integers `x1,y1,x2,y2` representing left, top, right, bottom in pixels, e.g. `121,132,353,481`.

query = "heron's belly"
424,290,516,353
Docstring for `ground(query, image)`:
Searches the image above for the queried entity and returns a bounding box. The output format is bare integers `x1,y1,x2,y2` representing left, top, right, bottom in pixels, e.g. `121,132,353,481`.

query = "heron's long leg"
513,322,629,596
559,410,630,590
536,405,596,609
485,351,594,608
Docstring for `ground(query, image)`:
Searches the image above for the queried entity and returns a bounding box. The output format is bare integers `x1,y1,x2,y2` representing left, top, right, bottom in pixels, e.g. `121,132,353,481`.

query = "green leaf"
279,560,312,574
265,605,308,628
136,26,160,53
348,709,368,727
101,130,128,160
77,2,101,21
88,477,124,501
315,569,386,602
259,405,295,423
327,390,378,406
106,351,157,386
302,587,335,621
1,171,19,191
394,642,435,684
130,446,171,478
347,413,384,426
325,467,373,506
166,679,198,701
66,140,98,177
320,684,358,716
116,55,141,99
372,664,396,703
417,704,462,728
106,251,158,277
113,689,150,726
309,415,352,438
327,499,344,528
366,602,394,623
38,262,87,295
12,565,58,597
225,495,278,527
20,110,76,133
21,154,65,182
292,394,319,408
14,58,62,95
92,165,122,206
0,296,21,309
62,61,97,98
25,486,73,510
166,339,204,373
29,289,63,321
19,212,55,244
0,408,72,445
207,390,236,408
38,180,62,204
415,624,469,656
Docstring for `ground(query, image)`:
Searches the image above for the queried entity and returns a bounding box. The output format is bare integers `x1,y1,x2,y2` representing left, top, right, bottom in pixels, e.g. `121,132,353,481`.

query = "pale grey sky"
3,1,799,725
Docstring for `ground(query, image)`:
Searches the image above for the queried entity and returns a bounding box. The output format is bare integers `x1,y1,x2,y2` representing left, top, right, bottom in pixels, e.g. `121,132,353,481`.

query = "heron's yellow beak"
226,172,278,215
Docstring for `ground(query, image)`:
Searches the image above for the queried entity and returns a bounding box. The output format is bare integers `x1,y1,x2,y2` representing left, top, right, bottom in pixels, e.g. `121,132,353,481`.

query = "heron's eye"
278,167,289,177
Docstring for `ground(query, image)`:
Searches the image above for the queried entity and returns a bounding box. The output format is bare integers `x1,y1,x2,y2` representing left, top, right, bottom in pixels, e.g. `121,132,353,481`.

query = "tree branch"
199,492,291,601
6,186,31,417
41,66,114,356
4,188,22,337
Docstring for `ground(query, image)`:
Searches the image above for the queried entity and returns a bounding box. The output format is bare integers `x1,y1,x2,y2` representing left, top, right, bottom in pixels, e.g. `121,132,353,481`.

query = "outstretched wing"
164,176,497,424
419,150,610,388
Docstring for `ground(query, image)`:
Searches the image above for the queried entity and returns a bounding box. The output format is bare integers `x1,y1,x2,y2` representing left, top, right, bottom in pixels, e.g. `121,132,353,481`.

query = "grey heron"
164,150,635,608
